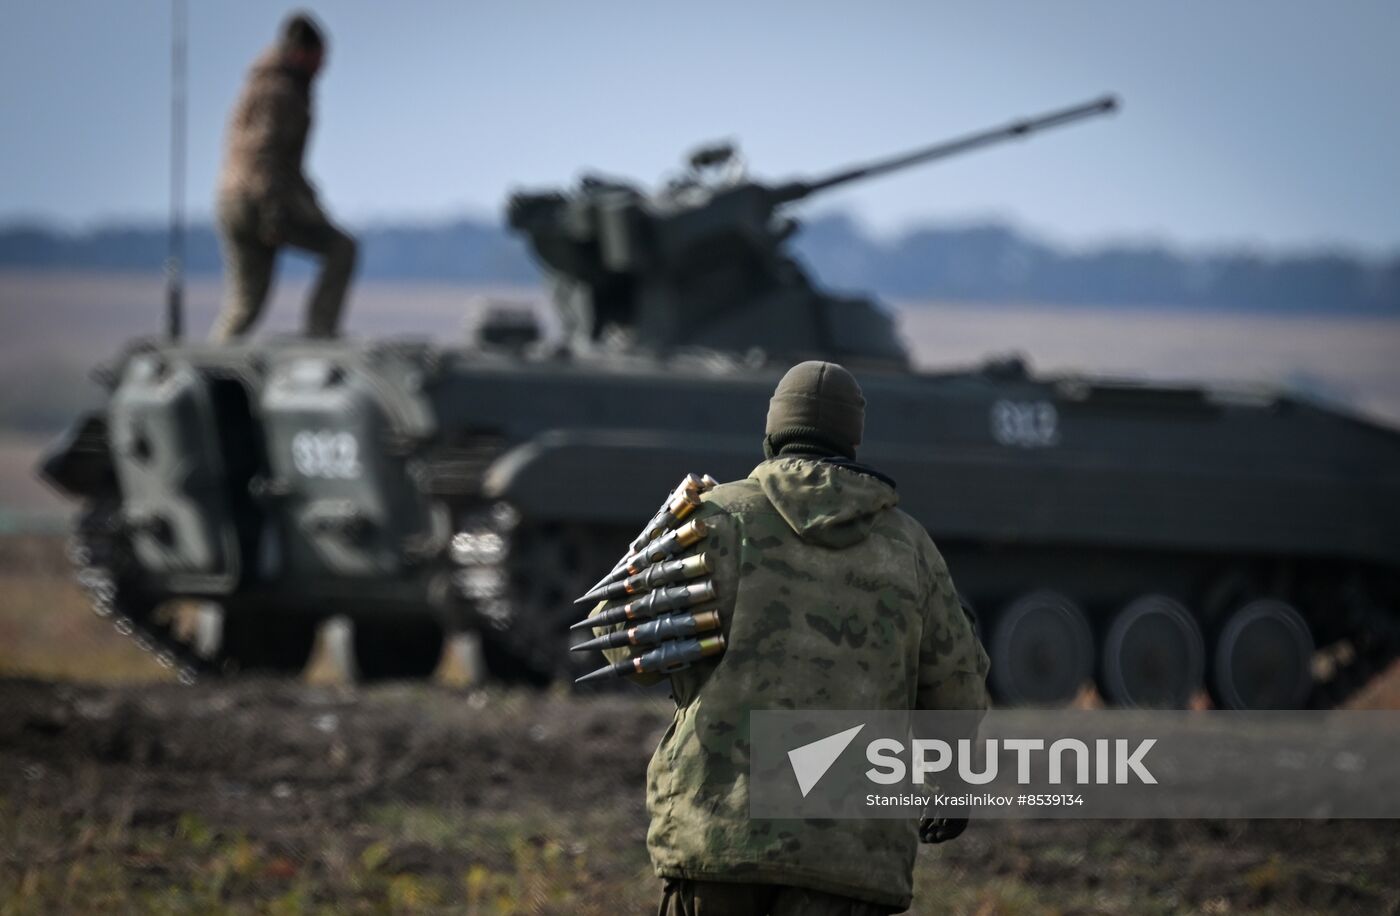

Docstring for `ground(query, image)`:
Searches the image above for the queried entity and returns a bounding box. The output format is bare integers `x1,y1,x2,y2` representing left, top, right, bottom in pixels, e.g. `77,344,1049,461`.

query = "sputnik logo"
787,724,864,797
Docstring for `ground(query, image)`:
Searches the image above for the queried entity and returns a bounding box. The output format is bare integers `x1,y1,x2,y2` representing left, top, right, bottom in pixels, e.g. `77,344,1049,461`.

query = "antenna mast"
165,0,187,339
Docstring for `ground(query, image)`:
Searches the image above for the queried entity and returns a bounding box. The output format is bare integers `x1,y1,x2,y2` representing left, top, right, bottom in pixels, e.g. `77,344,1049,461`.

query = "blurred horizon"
4,206,1398,264
4,212,1398,317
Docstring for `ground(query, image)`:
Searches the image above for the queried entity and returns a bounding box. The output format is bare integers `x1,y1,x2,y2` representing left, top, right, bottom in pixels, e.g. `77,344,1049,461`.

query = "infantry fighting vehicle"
39,98,1400,708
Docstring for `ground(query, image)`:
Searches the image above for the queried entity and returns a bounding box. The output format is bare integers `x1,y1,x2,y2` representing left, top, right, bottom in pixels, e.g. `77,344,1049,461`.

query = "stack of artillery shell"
591,473,718,591
571,472,726,684
595,519,711,588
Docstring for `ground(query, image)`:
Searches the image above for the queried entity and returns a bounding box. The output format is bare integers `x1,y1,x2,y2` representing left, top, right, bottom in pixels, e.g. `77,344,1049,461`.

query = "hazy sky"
2,1,1397,254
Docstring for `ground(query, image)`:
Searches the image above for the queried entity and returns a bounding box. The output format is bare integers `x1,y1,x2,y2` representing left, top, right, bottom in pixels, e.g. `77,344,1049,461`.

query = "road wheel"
219,609,320,674
1098,594,1204,708
1209,598,1314,709
488,523,619,685
476,626,553,686
988,590,1093,706
352,617,445,681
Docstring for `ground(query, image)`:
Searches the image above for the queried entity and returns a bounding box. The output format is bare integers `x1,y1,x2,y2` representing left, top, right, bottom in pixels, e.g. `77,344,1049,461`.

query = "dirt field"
2,536,1399,915
3,677,1398,916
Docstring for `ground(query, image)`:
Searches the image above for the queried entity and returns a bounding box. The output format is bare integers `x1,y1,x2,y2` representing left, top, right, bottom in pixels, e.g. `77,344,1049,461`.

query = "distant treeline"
2,214,1397,315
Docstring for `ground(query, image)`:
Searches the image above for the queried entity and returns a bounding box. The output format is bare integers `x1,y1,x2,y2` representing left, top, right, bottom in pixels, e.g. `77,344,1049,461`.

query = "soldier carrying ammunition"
577,361,990,915
210,12,357,342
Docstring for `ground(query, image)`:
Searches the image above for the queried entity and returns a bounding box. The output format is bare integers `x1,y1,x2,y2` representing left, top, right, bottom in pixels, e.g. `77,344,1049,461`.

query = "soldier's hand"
919,815,968,844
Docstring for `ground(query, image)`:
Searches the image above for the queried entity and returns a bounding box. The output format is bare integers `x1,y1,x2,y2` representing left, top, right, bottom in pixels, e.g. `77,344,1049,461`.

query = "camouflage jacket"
594,457,989,909
218,48,319,212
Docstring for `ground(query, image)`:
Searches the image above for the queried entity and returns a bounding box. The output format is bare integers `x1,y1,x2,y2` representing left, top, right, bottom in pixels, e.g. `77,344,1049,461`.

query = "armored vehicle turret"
509,98,1116,366
38,97,1400,709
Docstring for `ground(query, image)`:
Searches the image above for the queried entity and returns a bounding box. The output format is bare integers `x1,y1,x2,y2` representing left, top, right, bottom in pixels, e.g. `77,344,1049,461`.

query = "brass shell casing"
634,490,702,547
628,551,712,594
627,474,709,554
689,609,723,634
670,518,709,550
635,518,709,568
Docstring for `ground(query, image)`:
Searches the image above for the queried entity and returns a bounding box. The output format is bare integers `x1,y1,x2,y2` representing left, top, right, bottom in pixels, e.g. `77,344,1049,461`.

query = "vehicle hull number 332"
990,400,1060,448
291,430,362,479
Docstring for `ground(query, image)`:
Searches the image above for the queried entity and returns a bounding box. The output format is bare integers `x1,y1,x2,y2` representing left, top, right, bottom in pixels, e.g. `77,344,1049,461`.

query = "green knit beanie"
763,361,865,460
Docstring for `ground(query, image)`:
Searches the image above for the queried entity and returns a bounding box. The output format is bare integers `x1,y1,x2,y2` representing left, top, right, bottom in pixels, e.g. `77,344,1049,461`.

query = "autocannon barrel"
770,95,1118,205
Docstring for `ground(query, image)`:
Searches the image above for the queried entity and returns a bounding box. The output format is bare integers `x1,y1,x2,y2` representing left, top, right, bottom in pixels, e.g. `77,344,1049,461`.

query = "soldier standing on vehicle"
587,360,990,915
210,12,357,342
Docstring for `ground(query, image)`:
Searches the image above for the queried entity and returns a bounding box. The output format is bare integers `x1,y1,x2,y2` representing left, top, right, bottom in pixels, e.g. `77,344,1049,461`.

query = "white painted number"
291,430,362,479
990,400,1060,448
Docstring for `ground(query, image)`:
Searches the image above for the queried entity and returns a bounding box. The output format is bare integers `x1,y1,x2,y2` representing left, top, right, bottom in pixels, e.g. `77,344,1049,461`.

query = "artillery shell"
627,490,702,555
668,517,708,548
575,551,713,605
591,518,710,591
626,474,708,554
571,608,722,653
645,472,704,527
571,579,716,630
591,474,719,591
574,633,727,684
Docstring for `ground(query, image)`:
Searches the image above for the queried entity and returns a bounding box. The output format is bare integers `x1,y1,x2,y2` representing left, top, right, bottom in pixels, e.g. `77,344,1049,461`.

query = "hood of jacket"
751,456,898,549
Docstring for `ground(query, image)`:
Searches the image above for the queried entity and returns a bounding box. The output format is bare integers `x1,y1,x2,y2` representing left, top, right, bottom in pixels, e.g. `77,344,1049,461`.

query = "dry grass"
2,675,1396,916
0,436,69,522
0,535,168,682
0,799,657,916
0,568,170,684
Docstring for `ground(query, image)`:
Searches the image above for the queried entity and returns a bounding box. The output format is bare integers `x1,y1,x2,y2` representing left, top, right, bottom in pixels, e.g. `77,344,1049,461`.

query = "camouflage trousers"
211,193,357,342
657,879,901,916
